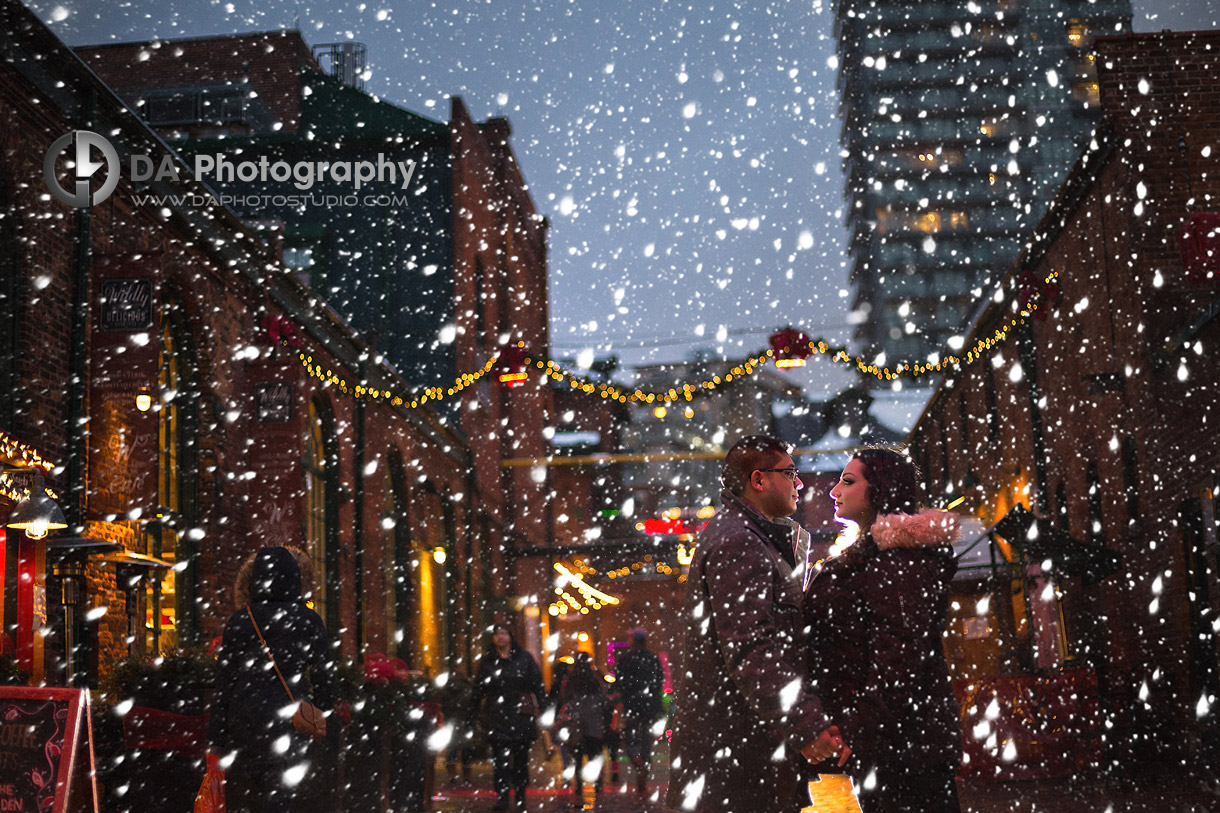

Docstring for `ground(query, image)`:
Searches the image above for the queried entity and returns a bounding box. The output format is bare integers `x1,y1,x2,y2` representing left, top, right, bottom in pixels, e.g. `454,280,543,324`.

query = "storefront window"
148,319,181,653
385,451,415,662
305,397,340,631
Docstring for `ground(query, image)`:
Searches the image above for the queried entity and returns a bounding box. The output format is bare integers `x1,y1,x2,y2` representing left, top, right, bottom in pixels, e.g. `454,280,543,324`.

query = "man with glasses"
667,435,847,813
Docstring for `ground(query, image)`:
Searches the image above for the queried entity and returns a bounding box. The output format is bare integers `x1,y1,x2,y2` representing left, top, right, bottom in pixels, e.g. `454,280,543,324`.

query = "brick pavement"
426,742,1220,812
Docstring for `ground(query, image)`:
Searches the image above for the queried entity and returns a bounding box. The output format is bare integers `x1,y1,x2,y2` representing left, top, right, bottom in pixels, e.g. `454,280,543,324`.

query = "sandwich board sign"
0,687,99,813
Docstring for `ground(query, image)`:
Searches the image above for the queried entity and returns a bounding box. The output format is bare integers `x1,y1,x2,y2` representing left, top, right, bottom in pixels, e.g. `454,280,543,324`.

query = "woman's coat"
803,510,963,775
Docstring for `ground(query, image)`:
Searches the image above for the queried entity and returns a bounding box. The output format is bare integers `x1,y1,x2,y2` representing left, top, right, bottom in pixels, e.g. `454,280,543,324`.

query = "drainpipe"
353,354,366,657
464,467,479,673
58,92,97,688
1018,322,1049,514
65,93,97,532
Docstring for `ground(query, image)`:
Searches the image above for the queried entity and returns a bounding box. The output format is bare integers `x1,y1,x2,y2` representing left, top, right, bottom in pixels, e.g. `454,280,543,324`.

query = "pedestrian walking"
470,623,546,811
614,627,664,793
439,671,478,785
602,668,624,784
545,659,574,778
558,652,613,796
206,546,336,813
804,447,963,813
666,435,847,813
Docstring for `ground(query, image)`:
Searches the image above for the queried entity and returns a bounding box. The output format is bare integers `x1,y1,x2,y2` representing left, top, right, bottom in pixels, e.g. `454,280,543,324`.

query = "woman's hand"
801,725,851,767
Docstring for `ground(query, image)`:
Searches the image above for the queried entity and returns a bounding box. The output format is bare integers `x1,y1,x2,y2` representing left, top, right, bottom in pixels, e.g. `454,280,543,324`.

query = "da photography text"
144,153,417,192
45,129,418,208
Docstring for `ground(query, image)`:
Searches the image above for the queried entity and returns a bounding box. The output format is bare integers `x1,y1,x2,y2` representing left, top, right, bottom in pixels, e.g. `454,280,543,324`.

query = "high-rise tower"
836,0,1132,365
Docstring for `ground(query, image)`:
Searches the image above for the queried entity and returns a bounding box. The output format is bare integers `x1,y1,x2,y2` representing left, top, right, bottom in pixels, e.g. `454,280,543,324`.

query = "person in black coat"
614,627,664,793
804,448,963,813
470,623,545,811
558,652,613,796
207,546,336,813
545,659,574,775
666,435,846,813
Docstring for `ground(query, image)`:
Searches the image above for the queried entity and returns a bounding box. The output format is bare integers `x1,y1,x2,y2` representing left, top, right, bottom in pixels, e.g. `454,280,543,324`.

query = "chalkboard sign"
0,687,98,813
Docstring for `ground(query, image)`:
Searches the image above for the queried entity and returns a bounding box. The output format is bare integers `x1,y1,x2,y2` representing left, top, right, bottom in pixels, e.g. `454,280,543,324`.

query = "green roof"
300,72,447,141
182,70,447,151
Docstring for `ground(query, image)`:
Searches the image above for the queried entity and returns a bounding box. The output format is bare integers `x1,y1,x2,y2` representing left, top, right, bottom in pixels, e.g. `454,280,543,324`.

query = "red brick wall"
450,98,554,617
910,29,1220,763
0,27,493,684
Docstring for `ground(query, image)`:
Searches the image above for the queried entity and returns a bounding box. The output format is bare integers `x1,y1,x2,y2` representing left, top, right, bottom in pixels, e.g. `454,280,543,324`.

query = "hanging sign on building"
0,687,99,813
87,254,161,517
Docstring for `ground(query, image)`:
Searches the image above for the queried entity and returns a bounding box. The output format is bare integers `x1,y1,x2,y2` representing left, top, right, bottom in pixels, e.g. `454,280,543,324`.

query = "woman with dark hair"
470,623,546,810
207,546,335,813
803,448,962,813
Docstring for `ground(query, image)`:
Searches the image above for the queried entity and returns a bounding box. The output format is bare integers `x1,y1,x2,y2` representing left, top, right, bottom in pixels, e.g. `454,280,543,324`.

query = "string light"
0,432,55,504
283,271,1060,409
550,562,621,616
293,350,498,409
0,430,53,473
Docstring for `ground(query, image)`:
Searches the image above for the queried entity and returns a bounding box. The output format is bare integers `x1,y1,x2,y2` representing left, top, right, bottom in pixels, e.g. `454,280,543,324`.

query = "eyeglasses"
758,468,801,482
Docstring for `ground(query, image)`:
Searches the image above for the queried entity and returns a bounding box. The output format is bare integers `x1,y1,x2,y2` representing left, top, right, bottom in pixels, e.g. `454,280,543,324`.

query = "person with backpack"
614,627,664,793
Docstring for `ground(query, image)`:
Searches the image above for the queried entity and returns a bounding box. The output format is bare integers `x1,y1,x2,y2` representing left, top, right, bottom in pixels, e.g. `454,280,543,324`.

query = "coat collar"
719,488,801,568
872,509,961,550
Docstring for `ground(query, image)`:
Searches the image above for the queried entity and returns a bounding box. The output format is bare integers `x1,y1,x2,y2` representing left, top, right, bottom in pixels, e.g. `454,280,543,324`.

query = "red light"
495,342,529,387
769,328,812,370
639,518,708,536
499,372,528,387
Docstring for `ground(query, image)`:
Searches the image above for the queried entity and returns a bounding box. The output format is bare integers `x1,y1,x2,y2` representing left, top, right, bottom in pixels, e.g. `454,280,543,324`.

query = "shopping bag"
800,774,862,813
194,752,226,813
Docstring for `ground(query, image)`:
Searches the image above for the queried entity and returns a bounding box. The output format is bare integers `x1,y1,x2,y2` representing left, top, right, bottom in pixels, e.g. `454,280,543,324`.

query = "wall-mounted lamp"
432,546,447,565
6,473,68,539
135,391,153,412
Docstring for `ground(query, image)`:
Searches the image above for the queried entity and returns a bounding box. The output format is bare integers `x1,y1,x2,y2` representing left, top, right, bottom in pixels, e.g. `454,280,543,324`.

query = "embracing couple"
666,436,962,813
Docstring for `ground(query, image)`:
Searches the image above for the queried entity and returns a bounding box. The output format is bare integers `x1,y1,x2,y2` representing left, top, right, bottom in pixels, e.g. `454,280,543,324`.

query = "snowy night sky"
23,0,1220,399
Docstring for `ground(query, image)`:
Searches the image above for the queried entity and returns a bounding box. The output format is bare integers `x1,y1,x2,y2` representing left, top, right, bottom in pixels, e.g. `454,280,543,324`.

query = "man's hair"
722,435,791,496
853,447,920,516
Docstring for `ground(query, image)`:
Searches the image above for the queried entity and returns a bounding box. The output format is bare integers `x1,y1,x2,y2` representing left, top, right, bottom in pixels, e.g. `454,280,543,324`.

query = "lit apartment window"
1074,82,1101,106
1067,21,1089,48
915,212,942,233
875,206,893,235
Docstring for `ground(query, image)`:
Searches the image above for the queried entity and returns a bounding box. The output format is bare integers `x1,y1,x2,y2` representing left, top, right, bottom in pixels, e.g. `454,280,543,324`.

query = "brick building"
0,1,548,686
907,29,1220,772
73,31,557,621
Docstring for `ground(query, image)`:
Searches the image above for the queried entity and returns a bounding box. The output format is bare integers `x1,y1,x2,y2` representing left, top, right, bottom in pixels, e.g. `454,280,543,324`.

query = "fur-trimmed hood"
872,509,960,551
232,545,316,608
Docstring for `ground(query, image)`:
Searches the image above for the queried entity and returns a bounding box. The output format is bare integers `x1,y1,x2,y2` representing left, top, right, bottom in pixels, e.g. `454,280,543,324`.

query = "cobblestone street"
427,743,1220,812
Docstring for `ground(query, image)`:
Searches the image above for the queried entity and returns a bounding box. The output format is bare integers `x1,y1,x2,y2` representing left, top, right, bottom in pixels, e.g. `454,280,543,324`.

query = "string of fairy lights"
288,271,1061,411
0,430,55,504
550,562,622,617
